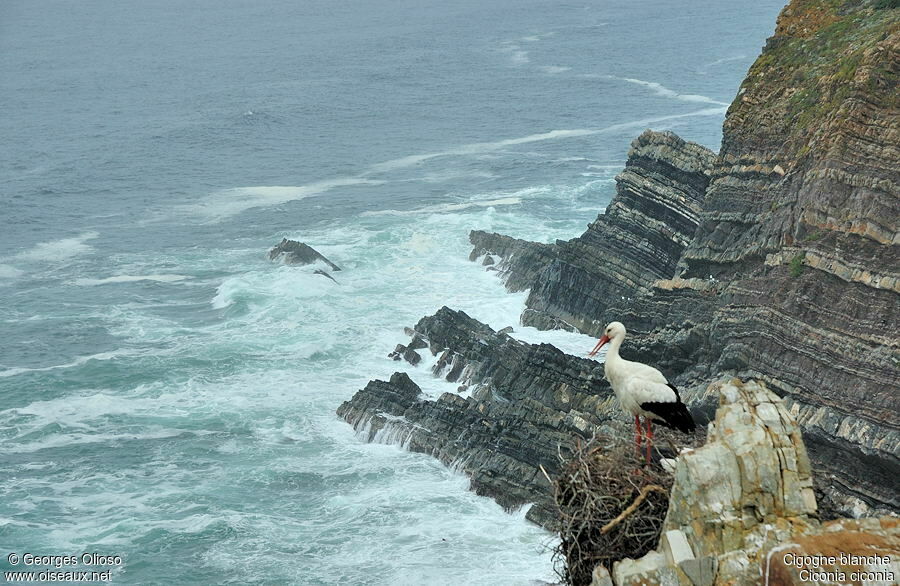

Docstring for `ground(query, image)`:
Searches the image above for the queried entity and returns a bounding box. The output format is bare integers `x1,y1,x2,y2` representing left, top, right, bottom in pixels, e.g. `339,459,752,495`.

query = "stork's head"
604,321,626,340
588,321,626,357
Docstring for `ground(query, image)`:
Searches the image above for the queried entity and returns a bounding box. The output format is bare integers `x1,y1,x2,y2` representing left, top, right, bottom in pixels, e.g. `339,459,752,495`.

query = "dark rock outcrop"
387,343,422,365
468,231,556,293
338,307,627,526
268,238,341,271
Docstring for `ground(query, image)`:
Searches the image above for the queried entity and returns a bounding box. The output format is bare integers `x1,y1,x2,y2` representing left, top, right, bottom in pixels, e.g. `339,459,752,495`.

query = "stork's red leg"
645,419,654,464
634,415,643,459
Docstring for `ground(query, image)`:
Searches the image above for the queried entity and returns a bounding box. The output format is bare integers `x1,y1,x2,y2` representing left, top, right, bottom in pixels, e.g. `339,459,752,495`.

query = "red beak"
588,335,610,357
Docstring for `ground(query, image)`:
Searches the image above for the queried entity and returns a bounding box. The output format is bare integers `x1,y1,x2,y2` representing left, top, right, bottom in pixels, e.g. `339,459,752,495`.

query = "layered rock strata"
337,0,898,526
470,130,716,335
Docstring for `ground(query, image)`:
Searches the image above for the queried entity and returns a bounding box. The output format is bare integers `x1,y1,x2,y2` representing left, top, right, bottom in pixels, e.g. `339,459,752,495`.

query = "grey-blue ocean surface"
1,1,785,583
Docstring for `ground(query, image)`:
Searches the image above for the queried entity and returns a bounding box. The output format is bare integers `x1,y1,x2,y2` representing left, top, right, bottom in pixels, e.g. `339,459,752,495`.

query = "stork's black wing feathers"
640,384,695,434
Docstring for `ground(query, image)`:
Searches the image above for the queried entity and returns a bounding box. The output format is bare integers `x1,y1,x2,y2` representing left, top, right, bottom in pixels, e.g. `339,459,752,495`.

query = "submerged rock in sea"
268,238,341,271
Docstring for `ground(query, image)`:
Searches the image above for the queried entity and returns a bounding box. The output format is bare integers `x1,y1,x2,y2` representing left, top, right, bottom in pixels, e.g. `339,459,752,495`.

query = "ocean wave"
538,65,570,74
0,349,141,379
187,178,385,222
72,274,190,286
188,109,721,223
13,231,99,263
584,74,730,106
361,196,523,217
701,54,747,69
366,128,600,175
499,43,530,64
0,264,24,280
211,267,338,310
0,428,194,454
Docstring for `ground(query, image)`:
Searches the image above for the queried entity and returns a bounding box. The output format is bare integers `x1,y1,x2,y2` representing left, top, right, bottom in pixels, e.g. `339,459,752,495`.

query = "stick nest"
551,435,674,585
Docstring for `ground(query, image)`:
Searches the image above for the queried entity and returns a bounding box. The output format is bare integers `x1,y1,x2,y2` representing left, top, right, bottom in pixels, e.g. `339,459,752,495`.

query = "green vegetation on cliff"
732,0,898,156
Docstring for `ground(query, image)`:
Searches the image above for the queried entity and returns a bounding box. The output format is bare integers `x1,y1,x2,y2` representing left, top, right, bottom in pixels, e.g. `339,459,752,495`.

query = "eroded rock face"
469,130,716,337
337,0,897,535
268,238,341,271
672,0,900,516
608,379,899,586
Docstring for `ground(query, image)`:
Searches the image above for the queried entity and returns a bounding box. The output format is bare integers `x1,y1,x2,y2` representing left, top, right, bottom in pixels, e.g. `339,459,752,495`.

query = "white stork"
588,321,695,464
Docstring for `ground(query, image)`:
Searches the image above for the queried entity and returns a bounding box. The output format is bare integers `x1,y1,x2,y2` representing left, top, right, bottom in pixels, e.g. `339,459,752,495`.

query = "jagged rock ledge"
337,307,702,527
336,307,615,526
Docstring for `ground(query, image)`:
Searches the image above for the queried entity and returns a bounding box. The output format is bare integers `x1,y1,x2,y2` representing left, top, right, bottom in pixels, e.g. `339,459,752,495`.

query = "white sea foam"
211,266,338,310
72,274,189,286
366,128,600,174
618,77,730,105
583,74,730,106
371,110,721,179
13,231,99,263
1,428,191,454
538,65,571,74
0,264,23,280
188,178,384,222
362,197,523,217
520,31,556,42
192,113,718,223
0,349,141,378
702,54,747,69
509,50,530,64
499,43,530,64
510,325,608,362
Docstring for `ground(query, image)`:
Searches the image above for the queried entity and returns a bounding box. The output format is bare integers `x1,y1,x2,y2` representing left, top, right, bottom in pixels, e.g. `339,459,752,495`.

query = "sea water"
0,1,785,583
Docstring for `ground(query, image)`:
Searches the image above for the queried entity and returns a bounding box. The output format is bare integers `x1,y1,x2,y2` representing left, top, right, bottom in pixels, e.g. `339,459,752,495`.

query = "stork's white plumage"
589,321,695,463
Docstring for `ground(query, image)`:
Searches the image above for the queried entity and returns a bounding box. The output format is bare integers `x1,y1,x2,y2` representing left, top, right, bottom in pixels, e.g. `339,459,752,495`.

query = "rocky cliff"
466,0,900,516
337,0,898,530
471,130,716,336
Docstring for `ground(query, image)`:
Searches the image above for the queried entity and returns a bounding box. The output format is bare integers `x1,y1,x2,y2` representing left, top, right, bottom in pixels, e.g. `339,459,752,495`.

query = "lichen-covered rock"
605,379,898,586
663,380,817,564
